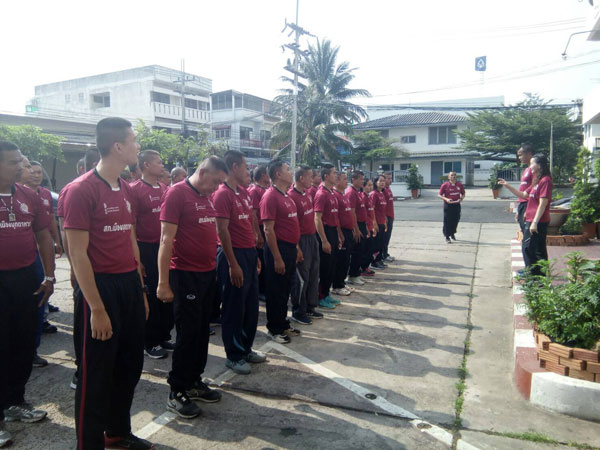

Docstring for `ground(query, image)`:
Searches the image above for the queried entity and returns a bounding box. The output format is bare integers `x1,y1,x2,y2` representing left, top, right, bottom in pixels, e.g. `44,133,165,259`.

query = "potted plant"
488,165,500,199
407,164,422,199
568,148,600,238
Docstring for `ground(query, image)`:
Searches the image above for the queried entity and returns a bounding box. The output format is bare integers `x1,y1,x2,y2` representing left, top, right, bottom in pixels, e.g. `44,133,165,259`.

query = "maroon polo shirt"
313,185,339,227
160,179,217,272
0,184,50,271
439,182,465,202
363,191,374,225
63,170,137,274
36,186,54,216
519,167,533,204
306,185,319,201
525,176,552,223
288,186,316,236
56,183,70,218
213,183,255,249
260,186,300,244
248,183,267,225
334,189,353,230
129,179,168,244
384,187,394,219
371,190,387,225
345,185,367,223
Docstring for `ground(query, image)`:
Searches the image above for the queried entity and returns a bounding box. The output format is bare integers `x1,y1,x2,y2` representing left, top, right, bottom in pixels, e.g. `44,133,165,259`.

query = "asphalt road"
395,198,515,223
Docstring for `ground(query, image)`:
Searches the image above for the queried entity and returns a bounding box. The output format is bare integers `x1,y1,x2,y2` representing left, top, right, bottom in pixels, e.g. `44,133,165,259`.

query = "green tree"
456,94,581,182
0,124,63,161
272,39,371,164
348,131,405,173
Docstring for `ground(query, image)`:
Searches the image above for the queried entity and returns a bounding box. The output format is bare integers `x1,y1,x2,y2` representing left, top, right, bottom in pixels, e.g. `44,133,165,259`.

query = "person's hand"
530,221,538,234
90,308,113,341
34,280,54,307
372,227,377,237
157,282,175,303
257,257,262,275
140,261,147,278
143,293,149,320
384,224,388,233
229,263,244,288
339,234,344,248
353,228,360,242
514,212,519,223
54,242,63,256
497,178,507,185
256,232,264,249
296,247,304,263
322,240,332,254
274,256,285,275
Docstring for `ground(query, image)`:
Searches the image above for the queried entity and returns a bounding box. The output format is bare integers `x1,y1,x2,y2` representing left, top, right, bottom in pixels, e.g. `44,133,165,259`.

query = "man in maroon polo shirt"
260,159,301,343
130,150,172,360
0,141,55,448
64,118,152,450
288,165,323,325
214,151,266,375
516,143,534,234
248,164,269,301
314,164,342,309
157,156,227,419
332,172,354,297
345,170,367,286
170,167,187,186
306,171,321,200
382,172,395,262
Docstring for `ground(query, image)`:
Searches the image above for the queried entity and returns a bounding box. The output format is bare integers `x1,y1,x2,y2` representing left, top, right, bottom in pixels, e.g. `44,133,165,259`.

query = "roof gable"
354,112,467,130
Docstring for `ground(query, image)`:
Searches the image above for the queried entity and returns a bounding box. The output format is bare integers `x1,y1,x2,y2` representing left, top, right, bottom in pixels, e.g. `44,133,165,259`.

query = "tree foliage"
347,131,404,172
456,94,581,182
0,124,63,161
272,39,371,164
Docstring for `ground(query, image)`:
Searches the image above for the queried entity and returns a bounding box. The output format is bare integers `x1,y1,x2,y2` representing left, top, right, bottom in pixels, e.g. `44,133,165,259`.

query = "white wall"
387,123,467,154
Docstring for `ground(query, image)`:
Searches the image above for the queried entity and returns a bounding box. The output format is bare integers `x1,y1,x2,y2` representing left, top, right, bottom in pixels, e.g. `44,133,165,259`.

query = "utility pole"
180,58,186,140
550,121,554,175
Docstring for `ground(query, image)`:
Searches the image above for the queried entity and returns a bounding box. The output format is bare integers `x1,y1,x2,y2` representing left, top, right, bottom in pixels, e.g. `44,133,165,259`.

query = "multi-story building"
583,3,600,166
210,89,282,166
27,65,211,135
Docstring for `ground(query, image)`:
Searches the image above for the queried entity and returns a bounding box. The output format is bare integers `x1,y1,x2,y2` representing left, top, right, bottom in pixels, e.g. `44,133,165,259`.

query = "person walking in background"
438,171,465,244
498,153,552,276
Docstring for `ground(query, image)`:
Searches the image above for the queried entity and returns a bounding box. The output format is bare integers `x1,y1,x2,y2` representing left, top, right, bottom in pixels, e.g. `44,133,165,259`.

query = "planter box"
546,234,589,246
390,182,410,198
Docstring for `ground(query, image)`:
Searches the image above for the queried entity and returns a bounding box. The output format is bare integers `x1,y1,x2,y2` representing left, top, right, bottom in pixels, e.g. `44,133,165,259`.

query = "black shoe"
105,432,154,449
166,391,201,419
186,380,222,403
32,353,48,368
290,314,312,325
144,345,167,359
307,310,324,319
209,327,216,336
446,237,451,244
160,340,176,351
42,322,57,334
258,293,266,302
48,303,59,313
451,235,457,241
70,372,78,390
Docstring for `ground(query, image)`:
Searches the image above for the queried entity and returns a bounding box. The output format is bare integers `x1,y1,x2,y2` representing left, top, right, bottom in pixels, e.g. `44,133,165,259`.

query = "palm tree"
272,39,371,165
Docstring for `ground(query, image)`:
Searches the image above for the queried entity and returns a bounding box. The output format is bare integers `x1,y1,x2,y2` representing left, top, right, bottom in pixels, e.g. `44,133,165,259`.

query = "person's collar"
293,184,305,195
273,183,288,197
224,181,239,195
94,168,121,190
322,184,334,194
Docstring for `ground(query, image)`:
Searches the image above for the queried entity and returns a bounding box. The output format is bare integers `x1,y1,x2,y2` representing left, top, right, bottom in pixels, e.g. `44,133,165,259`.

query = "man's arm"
34,228,55,306
48,213,62,255
350,208,360,241
337,225,344,248
252,209,264,249
157,221,177,303
216,218,243,288
263,219,285,275
58,217,76,288
66,229,112,341
314,212,331,254
130,228,149,319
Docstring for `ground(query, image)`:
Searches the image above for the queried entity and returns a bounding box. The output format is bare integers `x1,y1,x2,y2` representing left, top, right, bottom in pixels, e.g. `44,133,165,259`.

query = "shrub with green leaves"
520,253,600,349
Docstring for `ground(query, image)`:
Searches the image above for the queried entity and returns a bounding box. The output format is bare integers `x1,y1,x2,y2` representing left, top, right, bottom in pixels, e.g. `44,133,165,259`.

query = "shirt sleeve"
438,183,447,196
260,193,277,221
313,191,325,213
250,188,260,210
212,188,233,219
160,186,184,225
63,183,93,231
32,193,50,232
538,177,552,199
459,183,465,195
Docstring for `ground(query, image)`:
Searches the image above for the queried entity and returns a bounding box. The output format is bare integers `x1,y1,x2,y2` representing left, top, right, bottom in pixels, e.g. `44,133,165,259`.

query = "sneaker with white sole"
284,326,301,337
4,404,47,423
186,380,222,403
226,358,251,374
70,373,78,390
384,255,395,262
290,314,312,325
166,391,201,419
145,345,167,359
325,295,341,305
0,421,12,448
268,331,291,344
307,309,324,319
244,350,267,363
331,287,351,296
347,276,365,286
318,298,336,309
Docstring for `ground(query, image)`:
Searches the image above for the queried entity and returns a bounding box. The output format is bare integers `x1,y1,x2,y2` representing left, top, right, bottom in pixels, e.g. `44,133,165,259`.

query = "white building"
210,90,282,166
582,3,600,165
27,65,211,136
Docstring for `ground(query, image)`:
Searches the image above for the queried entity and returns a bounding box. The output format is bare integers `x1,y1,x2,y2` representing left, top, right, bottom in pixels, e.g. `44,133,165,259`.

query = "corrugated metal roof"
353,112,467,130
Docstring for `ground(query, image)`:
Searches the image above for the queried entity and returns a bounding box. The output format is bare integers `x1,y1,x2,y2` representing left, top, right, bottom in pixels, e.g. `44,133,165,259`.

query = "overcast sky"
1,0,599,116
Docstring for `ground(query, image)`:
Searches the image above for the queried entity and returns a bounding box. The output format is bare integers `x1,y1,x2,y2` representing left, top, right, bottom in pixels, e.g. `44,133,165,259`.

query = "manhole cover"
365,393,377,400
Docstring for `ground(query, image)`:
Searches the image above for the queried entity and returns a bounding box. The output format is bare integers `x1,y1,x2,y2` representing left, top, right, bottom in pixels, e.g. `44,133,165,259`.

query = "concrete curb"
511,239,600,421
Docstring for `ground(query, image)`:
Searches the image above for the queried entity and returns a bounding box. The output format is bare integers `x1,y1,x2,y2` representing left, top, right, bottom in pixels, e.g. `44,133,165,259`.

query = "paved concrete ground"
12,199,600,449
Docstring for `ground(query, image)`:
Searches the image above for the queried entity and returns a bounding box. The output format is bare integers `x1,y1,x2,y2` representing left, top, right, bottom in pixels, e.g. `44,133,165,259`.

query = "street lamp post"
549,121,554,175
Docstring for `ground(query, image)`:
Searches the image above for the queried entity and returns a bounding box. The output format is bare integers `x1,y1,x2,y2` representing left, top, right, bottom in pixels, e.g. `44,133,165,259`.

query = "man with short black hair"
64,117,153,450
0,141,55,448
130,150,172,360
248,164,269,300
215,151,266,374
332,172,354,297
306,170,321,199
288,165,323,324
382,172,395,262
261,160,301,343
516,143,534,233
158,156,227,419
170,167,187,186
345,170,367,286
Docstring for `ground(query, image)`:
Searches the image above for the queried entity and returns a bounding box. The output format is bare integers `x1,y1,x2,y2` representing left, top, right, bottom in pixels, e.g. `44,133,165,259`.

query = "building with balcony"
210,90,282,166
27,65,211,135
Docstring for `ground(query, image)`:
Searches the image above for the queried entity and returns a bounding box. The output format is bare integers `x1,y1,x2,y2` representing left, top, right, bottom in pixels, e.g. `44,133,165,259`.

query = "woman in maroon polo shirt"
438,171,465,243
498,153,552,276
369,175,388,270
361,178,377,276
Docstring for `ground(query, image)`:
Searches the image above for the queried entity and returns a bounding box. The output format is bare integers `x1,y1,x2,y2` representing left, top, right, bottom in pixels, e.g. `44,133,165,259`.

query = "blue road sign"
475,56,487,71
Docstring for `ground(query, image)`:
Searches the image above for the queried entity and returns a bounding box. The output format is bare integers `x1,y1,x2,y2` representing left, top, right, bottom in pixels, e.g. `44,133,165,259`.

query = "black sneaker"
48,303,59,313
186,380,222,403
42,322,57,334
209,327,216,336
290,314,312,325
166,391,201,419
105,432,154,449
284,326,301,337
446,237,452,244
161,340,176,351
307,310,324,319
32,353,48,368
144,346,167,359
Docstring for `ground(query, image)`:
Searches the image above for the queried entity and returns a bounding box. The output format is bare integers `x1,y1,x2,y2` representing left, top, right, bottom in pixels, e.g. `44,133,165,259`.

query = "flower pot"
411,189,419,199
492,189,499,199
547,208,570,235
582,222,596,239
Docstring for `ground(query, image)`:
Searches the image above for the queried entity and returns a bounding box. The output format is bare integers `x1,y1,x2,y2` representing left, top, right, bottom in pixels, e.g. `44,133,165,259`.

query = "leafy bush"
488,165,500,190
407,164,423,190
520,253,600,349
568,147,600,224
560,215,583,235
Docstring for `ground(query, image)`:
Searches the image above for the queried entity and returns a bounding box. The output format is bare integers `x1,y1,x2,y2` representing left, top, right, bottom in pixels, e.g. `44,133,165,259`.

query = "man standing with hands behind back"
438,171,465,244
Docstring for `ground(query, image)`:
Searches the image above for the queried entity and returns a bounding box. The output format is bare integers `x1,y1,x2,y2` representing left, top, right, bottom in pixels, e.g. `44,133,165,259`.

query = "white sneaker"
384,256,395,262
332,287,351,296
0,422,12,448
347,276,365,286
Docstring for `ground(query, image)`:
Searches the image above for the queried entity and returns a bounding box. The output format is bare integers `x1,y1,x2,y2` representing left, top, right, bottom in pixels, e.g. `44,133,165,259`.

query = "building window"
184,98,198,109
215,128,231,139
400,135,416,144
260,130,271,141
243,95,263,112
92,93,110,108
78,93,84,103
212,93,232,110
474,163,481,169
151,91,170,104
428,126,457,145
240,126,253,140
65,94,71,103
444,161,462,173
234,95,243,108
399,163,411,171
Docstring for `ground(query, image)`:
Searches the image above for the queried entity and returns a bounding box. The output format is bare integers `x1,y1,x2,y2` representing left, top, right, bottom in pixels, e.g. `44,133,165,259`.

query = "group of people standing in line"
0,116,397,450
